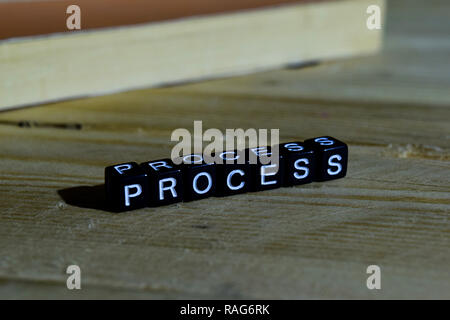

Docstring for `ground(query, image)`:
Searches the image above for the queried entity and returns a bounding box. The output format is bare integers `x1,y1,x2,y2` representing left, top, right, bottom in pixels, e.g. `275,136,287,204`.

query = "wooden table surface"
0,0,449,299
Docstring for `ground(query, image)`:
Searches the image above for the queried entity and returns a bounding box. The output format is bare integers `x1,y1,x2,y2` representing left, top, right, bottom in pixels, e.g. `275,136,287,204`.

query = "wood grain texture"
0,0,449,299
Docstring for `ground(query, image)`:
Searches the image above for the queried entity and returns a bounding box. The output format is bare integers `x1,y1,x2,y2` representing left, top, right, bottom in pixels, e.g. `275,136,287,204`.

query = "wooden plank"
0,0,448,299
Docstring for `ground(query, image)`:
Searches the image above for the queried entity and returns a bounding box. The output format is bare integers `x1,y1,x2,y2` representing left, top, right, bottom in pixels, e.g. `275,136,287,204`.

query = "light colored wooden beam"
0,0,384,111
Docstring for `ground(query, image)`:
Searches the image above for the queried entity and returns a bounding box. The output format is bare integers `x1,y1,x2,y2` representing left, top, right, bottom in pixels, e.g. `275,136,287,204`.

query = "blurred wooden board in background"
0,0,449,299
0,0,383,110
0,0,320,39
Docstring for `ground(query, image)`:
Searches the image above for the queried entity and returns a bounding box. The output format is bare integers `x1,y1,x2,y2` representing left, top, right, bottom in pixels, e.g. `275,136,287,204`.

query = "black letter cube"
213,150,250,196
105,162,148,211
177,154,216,201
245,146,284,191
304,136,348,181
278,141,316,186
140,159,183,206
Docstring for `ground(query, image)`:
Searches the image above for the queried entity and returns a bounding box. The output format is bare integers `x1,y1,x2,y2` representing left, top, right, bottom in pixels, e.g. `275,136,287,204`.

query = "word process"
105,136,348,211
